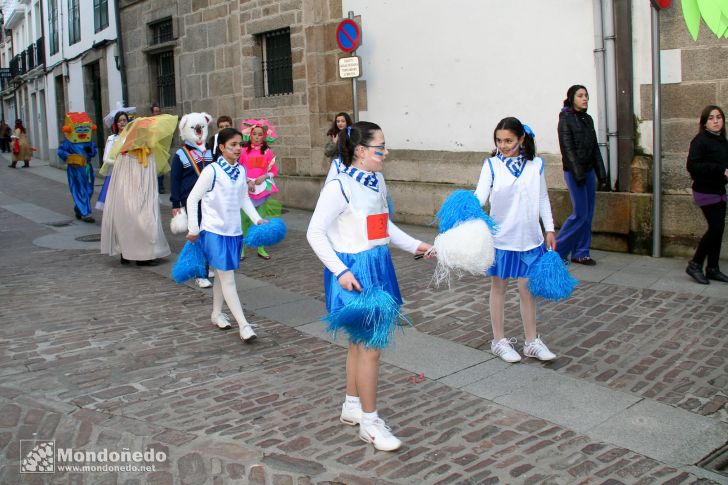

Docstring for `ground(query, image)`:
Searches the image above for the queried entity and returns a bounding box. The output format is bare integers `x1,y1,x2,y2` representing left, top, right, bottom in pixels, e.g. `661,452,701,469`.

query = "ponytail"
337,121,382,167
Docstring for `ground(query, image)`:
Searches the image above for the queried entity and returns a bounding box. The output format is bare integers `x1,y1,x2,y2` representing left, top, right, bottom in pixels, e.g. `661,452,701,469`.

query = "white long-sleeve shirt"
474,156,554,251
102,134,118,165
186,161,261,236
307,174,422,276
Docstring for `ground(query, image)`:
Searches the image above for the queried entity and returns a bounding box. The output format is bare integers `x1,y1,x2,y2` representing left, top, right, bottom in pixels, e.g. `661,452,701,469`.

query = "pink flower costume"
239,119,282,259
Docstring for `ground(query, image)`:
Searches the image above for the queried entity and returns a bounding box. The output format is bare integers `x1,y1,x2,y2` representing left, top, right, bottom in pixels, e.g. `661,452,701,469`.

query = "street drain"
698,442,728,477
75,234,101,242
46,220,74,227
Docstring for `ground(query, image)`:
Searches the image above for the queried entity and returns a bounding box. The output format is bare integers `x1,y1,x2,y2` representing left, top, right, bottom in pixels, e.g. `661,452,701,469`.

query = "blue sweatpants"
67,164,94,217
556,169,596,260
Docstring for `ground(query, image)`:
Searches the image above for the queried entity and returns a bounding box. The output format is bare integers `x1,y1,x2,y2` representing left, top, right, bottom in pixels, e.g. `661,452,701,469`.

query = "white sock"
345,395,361,406
361,410,378,424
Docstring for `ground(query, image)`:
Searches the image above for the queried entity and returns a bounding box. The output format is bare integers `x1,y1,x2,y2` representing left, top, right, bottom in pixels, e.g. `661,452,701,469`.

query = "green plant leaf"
697,0,724,37
682,0,702,40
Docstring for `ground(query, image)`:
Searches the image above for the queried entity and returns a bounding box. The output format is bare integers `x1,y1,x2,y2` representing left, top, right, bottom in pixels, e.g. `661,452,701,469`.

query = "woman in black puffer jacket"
685,105,728,285
555,85,607,266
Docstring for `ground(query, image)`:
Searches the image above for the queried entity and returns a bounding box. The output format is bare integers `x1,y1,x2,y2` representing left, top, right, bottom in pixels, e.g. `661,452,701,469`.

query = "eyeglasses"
362,144,386,150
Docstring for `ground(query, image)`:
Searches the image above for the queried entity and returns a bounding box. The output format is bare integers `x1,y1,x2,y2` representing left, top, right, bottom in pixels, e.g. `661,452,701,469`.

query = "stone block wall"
636,7,728,259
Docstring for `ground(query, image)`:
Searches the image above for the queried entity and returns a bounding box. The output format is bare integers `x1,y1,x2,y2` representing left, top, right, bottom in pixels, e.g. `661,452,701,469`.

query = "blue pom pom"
171,241,207,284
435,190,497,233
528,250,578,301
324,287,410,349
244,217,287,247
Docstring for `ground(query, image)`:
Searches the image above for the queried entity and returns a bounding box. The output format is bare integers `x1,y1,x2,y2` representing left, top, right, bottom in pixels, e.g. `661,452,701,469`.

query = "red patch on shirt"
366,213,389,240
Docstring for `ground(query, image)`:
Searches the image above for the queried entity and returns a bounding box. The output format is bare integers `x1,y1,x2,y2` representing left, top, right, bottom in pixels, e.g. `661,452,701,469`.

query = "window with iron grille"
94,0,109,33
260,28,293,96
150,18,174,45
48,0,59,55
155,51,176,108
68,0,80,45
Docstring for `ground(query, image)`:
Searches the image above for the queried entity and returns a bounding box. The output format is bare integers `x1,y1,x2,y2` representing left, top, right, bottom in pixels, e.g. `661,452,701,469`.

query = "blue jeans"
556,169,596,260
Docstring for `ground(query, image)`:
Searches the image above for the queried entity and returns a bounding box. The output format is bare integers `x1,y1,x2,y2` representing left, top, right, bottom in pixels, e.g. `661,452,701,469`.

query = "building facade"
42,0,124,167
25,0,725,258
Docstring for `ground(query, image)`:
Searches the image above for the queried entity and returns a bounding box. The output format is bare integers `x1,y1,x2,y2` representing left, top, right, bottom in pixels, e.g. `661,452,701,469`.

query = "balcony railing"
7,37,44,80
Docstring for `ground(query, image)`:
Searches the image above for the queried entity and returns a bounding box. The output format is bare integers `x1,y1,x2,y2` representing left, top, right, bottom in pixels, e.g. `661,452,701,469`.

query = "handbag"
12,139,20,154
170,207,189,234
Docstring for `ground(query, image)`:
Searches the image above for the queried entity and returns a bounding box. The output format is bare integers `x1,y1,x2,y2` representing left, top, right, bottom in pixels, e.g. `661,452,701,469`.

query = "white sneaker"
239,324,257,342
207,270,215,279
196,277,212,288
491,337,522,363
523,336,556,361
211,313,232,330
359,418,402,451
340,403,362,426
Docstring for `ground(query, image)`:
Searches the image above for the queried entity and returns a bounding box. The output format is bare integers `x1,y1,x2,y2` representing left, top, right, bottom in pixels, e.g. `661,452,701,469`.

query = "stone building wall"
117,1,722,258
640,7,728,258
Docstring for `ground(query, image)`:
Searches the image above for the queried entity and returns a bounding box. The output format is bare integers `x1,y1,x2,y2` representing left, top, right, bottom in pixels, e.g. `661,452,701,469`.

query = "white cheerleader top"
474,155,554,251
186,158,261,236
307,170,421,276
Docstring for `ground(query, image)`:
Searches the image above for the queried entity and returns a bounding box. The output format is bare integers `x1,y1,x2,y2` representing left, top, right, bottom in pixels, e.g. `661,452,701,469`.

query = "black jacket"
686,130,728,195
558,109,607,184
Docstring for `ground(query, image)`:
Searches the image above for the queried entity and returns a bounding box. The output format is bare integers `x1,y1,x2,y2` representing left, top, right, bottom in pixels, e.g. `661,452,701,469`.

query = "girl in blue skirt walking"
186,127,265,342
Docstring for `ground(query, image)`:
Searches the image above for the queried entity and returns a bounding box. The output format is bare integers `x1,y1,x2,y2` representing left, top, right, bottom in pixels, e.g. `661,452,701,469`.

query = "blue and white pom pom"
431,190,497,286
435,190,497,233
527,250,579,301
324,287,410,349
244,217,287,247
171,241,207,284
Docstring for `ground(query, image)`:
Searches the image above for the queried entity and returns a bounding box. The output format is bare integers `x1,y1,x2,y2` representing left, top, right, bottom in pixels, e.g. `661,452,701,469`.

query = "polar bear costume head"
179,112,212,148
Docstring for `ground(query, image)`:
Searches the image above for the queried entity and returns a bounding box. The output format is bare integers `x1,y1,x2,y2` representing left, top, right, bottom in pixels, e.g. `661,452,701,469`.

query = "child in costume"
306,121,432,452
239,119,281,260
100,114,176,265
57,112,98,223
186,127,265,341
474,117,557,363
96,109,133,210
170,112,215,289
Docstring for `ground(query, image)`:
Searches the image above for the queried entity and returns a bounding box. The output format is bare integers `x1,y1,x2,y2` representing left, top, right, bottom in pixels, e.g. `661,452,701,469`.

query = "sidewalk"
0,156,726,484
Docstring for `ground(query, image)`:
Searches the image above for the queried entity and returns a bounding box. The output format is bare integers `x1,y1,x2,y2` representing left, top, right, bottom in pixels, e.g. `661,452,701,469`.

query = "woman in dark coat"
685,105,728,284
555,85,607,265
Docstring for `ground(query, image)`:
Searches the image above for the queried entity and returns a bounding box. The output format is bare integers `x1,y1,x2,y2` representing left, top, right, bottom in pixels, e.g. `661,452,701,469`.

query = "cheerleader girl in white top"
474,117,557,363
186,128,265,342
307,121,432,451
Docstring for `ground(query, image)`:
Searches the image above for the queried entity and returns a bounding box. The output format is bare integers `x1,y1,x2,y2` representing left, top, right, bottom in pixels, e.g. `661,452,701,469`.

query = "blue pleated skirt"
323,245,403,347
487,244,546,279
198,231,242,271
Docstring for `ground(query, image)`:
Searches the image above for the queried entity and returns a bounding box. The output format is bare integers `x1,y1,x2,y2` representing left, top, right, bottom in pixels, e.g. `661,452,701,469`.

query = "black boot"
686,261,710,285
706,267,728,283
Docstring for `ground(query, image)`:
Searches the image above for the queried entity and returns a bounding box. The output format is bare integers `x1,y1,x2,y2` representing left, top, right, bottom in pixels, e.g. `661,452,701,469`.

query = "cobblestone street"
0,162,727,484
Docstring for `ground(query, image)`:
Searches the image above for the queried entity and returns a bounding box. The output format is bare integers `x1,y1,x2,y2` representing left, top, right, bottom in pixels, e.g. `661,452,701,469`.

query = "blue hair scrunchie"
523,124,535,139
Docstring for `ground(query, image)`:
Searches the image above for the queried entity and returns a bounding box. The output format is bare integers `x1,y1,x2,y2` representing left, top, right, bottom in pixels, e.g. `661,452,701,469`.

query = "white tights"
212,269,250,327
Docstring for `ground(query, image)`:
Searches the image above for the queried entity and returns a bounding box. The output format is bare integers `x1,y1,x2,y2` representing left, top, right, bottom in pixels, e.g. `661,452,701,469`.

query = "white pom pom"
170,209,188,234
432,219,495,287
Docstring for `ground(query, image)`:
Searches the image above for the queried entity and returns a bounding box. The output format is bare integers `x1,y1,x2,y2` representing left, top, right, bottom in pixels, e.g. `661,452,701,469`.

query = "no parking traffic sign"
336,19,361,52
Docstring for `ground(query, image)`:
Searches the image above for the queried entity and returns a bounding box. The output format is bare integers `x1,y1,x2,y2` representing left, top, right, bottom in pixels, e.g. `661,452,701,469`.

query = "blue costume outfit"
57,139,98,219
170,142,213,215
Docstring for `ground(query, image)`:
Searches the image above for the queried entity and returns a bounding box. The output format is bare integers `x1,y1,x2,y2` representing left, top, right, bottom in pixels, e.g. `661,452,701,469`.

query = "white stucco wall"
342,0,601,155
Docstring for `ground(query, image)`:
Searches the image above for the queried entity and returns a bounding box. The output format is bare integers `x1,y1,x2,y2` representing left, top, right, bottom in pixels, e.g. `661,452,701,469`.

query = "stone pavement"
0,157,726,484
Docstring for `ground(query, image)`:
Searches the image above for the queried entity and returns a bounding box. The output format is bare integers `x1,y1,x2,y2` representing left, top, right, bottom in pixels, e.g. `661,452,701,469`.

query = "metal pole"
348,11,359,122
651,6,662,257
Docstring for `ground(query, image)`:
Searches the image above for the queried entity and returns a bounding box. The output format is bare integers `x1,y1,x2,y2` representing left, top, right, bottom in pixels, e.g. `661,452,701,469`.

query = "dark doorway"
84,62,105,166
